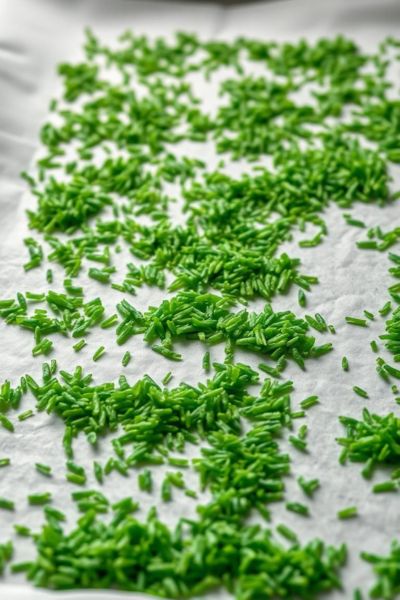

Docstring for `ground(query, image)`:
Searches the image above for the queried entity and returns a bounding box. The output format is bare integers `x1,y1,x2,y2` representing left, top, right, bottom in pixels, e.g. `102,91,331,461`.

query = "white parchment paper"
1,0,400,598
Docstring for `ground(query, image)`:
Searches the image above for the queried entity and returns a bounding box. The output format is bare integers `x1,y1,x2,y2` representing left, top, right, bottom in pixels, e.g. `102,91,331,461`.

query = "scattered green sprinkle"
298,289,307,308
353,386,369,399
92,345,106,362
379,301,392,317
370,340,379,353
122,351,131,367
18,409,34,421
73,339,87,352
286,501,309,517
0,497,15,511
372,480,398,494
300,395,319,410
35,463,52,477
28,492,52,505
162,371,173,385
337,506,358,519
345,316,368,327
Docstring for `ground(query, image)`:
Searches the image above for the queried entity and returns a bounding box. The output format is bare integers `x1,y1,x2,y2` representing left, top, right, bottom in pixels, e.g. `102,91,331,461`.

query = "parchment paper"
1,0,400,598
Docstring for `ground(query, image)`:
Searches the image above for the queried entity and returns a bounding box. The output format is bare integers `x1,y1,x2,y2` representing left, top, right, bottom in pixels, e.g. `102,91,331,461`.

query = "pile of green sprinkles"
0,26,400,600
114,290,332,366
337,409,400,482
12,505,347,598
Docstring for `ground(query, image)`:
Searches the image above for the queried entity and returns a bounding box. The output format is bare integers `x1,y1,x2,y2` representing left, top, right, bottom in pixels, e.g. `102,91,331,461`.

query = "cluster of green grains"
388,252,400,284
23,238,43,271
66,461,87,486
380,306,400,358
164,245,314,303
0,378,29,434
71,490,110,514
161,471,186,502
0,291,110,354
337,409,400,481
214,36,377,159
118,221,308,302
346,39,400,163
193,380,295,521
29,362,260,460
11,502,346,598
188,137,390,218
289,424,308,453
43,227,121,277
344,214,366,229
356,223,400,252
129,218,317,301
375,358,400,383
361,541,400,599
18,31,395,312
114,291,331,367
4,356,306,524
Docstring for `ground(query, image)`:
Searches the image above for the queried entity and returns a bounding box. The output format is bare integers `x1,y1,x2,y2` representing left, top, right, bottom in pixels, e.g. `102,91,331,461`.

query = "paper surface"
0,0,400,598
